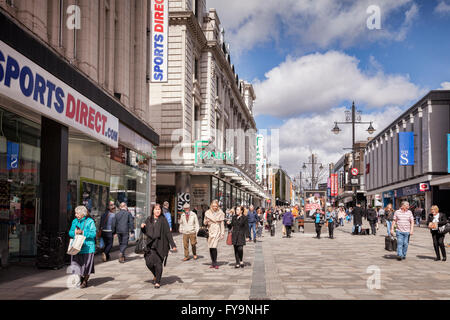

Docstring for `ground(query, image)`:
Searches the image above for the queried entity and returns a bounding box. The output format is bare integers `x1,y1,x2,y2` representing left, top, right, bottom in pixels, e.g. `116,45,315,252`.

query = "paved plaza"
0,220,449,300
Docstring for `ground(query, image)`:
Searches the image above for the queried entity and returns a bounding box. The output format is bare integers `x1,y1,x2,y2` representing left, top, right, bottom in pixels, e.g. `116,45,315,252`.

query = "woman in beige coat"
204,200,225,269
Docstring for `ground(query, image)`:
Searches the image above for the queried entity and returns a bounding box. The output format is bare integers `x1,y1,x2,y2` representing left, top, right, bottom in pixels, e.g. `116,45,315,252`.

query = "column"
37,117,68,269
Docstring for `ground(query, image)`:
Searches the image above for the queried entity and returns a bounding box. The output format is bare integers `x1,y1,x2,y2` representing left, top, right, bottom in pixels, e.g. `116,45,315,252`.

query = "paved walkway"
0,219,449,300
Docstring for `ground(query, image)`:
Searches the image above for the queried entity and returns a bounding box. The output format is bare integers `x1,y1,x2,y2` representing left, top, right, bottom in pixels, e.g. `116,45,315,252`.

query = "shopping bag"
99,237,105,249
67,234,86,255
226,231,233,245
197,227,209,238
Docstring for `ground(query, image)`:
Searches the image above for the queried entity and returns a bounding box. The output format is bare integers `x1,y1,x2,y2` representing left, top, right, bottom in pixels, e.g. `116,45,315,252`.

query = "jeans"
117,233,129,256
396,231,410,258
352,225,361,234
328,222,334,238
339,218,344,226
369,221,377,235
101,231,114,259
415,216,421,227
248,223,257,240
386,221,393,236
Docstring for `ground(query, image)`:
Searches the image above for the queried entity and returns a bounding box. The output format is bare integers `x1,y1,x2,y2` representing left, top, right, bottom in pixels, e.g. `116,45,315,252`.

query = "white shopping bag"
67,234,86,255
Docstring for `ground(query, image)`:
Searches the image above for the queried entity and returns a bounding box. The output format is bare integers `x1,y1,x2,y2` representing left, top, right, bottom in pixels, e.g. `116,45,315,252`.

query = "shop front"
0,20,159,268
394,182,430,212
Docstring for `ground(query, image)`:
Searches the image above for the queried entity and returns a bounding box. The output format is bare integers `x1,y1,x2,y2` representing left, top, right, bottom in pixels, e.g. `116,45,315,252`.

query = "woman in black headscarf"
141,204,177,288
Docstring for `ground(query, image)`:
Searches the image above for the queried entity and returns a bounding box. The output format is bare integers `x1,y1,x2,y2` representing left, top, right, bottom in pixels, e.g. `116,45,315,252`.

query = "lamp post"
302,154,324,190
331,101,376,204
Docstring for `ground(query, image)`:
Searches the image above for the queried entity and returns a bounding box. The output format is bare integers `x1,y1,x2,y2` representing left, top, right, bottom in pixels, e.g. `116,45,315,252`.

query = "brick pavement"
0,219,449,300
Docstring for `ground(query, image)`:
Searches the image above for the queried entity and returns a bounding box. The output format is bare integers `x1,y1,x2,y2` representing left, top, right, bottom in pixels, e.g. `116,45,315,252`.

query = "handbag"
438,223,450,234
99,237,105,249
197,227,209,238
226,231,233,245
134,233,147,254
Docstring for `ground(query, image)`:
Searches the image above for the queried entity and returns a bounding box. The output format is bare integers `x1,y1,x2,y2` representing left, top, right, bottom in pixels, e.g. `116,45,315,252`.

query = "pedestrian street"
0,220,449,300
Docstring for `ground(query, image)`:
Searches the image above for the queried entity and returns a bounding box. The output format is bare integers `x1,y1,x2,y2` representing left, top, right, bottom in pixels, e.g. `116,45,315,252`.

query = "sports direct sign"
151,0,168,82
0,40,119,147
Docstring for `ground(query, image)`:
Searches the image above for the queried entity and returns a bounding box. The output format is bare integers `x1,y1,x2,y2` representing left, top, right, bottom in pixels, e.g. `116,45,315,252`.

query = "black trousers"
145,249,163,284
285,226,292,238
233,245,244,264
209,248,218,265
328,222,334,238
369,221,377,235
431,231,446,259
101,232,113,259
117,233,129,256
315,223,322,238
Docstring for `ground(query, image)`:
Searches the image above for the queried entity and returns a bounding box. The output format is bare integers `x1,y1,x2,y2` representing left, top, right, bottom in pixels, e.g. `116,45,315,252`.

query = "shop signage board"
256,135,264,183
194,140,233,164
398,132,414,166
330,174,338,196
0,40,119,147
150,0,168,82
395,182,430,197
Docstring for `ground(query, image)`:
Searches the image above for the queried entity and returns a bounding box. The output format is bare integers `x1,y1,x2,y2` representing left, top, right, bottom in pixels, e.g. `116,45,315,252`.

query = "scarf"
205,209,224,223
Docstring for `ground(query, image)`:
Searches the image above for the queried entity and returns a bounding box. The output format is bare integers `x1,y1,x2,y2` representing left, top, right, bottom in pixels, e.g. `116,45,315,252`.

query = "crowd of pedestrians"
67,197,447,290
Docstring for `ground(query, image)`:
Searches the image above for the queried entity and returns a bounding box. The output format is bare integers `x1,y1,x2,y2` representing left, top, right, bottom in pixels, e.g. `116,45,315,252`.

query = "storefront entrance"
0,107,40,263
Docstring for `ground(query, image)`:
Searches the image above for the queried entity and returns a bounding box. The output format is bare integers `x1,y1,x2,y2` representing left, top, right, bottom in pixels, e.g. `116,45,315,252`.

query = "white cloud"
272,106,405,179
253,51,424,118
435,0,450,15
438,81,450,89
207,0,417,55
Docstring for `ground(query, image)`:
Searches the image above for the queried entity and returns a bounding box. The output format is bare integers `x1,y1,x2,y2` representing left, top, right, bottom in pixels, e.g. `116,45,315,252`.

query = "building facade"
364,91,450,219
149,0,264,227
0,0,159,268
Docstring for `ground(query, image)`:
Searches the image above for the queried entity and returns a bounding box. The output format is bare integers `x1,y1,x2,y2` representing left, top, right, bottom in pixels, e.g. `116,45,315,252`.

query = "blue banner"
399,132,414,166
7,142,19,170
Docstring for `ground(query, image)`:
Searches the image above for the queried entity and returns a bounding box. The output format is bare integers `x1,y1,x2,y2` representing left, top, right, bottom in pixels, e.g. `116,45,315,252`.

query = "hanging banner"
399,132,414,166
7,141,19,170
256,135,264,183
151,0,169,82
331,174,338,196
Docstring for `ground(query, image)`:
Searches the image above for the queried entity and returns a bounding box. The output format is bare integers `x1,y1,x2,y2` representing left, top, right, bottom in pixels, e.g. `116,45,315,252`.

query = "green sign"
194,140,233,164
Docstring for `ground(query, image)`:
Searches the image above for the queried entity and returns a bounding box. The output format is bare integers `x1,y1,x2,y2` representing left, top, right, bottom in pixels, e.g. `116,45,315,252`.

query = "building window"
194,105,201,141
194,58,199,81
216,75,220,98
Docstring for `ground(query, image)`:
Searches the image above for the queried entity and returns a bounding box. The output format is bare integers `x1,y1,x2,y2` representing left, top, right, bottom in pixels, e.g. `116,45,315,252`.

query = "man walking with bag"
179,203,200,261
113,203,134,263
391,201,414,261
99,201,116,262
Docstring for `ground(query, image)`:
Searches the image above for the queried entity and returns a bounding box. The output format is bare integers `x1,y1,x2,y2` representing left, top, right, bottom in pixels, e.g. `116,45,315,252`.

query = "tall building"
364,90,450,218
0,1,158,268
149,0,265,226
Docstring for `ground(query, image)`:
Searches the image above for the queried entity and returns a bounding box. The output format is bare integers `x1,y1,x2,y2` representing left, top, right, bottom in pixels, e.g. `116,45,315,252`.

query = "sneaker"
193,255,198,260
119,256,125,263
214,265,219,269
443,257,447,262
396,256,402,261
182,257,190,261
209,265,215,269
235,264,240,268
435,257,441,261
240,263,244,268
102,252,107,262
402,257,406,260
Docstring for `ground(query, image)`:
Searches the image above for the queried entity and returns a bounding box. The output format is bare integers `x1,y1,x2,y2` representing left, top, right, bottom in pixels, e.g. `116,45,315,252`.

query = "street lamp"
302,154,325,190
331,101,376,203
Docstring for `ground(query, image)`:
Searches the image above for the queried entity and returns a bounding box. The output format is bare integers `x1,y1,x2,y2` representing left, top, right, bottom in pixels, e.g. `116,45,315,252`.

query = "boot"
80,275,89,288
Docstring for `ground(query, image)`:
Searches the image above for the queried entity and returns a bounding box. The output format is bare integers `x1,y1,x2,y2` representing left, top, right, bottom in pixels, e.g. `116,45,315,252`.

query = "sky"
208,0,450,182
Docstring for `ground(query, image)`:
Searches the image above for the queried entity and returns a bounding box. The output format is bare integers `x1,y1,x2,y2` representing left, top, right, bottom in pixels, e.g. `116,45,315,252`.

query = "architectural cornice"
169,11,207,50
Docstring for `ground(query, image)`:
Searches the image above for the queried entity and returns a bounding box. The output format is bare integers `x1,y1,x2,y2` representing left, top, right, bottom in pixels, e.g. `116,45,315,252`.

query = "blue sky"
209,0,450,177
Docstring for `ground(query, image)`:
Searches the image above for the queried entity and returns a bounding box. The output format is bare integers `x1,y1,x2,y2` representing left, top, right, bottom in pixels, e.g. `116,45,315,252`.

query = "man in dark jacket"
367,205,378,236
283,209,294,238
99,201,117,261
113,202,134,263
352,203,363,235
247,205,258,243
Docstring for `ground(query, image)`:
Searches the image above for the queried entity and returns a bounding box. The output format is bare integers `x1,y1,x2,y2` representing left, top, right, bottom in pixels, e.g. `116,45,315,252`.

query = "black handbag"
134,233,147,254
197,227,209,238
438,223,450,235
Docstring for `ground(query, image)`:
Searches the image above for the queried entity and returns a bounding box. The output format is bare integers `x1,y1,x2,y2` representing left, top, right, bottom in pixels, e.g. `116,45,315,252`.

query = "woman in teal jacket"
69,205,97,288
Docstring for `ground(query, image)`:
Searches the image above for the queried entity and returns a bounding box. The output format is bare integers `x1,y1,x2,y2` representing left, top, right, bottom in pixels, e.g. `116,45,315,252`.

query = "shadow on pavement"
416,255,436,260
89,277,115,287
382,254,399,259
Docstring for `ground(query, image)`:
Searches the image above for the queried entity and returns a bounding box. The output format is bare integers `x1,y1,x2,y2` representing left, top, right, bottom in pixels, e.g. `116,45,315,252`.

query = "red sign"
331,174,338,196
351,168,359,176
305,203,321,211
419,183,430,192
